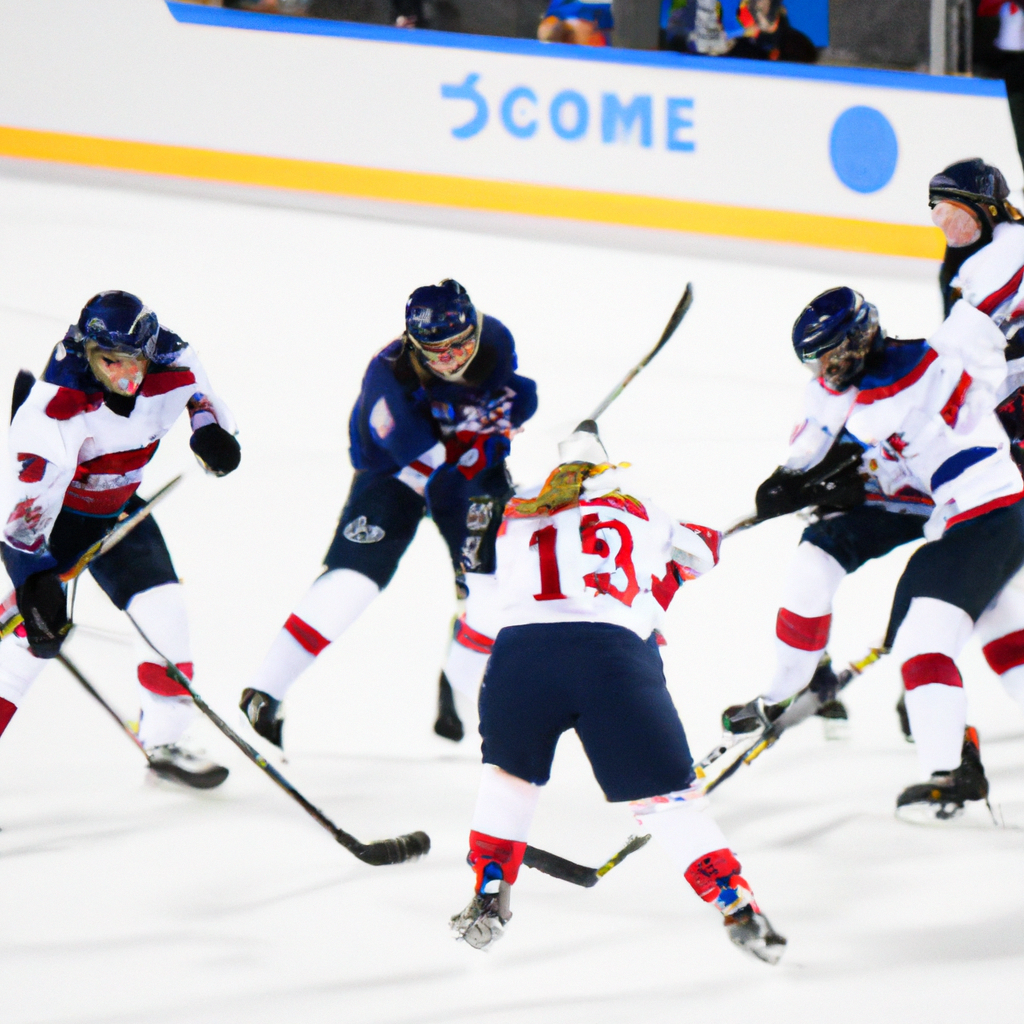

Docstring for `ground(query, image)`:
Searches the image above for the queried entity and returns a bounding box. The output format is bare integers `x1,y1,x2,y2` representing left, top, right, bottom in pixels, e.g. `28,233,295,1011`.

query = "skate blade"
895,800,999,829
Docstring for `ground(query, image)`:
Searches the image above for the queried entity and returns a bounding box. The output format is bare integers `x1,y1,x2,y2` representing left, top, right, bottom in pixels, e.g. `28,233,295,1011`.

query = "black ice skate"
147,744,229,789
239,687,284,749
895,727,990,823
723,905,787,964
450,882,512,950
433,672,464,742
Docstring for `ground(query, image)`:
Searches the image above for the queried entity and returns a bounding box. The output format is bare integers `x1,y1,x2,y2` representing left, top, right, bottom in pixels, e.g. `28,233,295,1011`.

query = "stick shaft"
586,284,692,422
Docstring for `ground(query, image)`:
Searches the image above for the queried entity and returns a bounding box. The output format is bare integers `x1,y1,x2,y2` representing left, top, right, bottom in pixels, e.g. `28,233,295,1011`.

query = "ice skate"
239,687,283,749
450,881,511,950
723,905,787,964
147,744,229,789
433,672,464,742
815,698,849,740
896,727,990,823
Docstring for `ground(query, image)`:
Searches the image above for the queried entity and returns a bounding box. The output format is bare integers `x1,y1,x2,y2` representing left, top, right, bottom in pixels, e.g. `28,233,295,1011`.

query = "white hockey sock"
247,569,380,701
762,542,845,702
470,763,541,841
444,643,489,701
632,800,730,876
904,684,968,775
0,634,46,707
137,690,198,749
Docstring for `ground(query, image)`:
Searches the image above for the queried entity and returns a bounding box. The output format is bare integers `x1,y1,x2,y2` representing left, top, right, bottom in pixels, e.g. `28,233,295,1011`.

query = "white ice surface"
0,173,1022,1024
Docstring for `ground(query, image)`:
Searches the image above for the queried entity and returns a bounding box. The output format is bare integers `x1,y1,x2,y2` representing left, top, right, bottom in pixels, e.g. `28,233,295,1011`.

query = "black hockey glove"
190,424,241,477
997,387,1024,445
755,442,865,520
16,569,70,659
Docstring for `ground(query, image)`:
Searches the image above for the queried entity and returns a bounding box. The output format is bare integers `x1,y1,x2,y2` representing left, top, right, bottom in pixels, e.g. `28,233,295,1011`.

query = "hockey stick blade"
523,834,651,888
584,283,693,424
127,613,430,866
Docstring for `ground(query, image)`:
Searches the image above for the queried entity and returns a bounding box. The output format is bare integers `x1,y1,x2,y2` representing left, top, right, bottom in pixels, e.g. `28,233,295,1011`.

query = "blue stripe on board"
164,3,1007,98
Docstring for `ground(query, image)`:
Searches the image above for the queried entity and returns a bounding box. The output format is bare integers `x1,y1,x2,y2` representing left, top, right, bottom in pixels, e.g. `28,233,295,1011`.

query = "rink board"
0,0,1018,257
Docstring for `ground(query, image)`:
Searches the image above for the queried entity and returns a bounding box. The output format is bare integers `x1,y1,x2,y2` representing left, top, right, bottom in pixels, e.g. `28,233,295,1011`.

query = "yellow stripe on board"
0,125,945,259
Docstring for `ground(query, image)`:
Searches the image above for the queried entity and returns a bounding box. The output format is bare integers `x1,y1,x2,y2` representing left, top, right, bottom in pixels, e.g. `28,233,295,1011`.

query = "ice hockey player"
449,425,786,963
725,160,1024,745
239,280,537,748
0,291,241,788
729,287,1024,819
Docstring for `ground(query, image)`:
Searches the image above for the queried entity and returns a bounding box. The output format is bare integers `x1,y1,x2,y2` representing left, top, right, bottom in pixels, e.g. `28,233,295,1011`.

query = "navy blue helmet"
792,287,880,391
929,158,1011,228
405,279,477,349
76,291,160,359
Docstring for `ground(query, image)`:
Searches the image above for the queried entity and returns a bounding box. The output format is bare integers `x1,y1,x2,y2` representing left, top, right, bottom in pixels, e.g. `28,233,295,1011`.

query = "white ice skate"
723,906,787,964
450,881,512,950
147,744,229,790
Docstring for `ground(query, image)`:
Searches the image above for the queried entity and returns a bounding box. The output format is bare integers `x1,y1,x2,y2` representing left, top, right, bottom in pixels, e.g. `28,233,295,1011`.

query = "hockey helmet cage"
928,158,1016,227
75,291,160,359
792,287,879,391
405,279,477,349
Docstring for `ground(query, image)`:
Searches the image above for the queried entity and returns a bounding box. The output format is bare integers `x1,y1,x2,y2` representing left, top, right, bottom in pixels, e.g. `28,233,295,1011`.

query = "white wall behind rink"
0,0,1019,253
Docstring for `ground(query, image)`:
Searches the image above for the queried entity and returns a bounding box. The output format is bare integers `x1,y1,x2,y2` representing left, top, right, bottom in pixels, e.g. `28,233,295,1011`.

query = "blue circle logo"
829,106,899,194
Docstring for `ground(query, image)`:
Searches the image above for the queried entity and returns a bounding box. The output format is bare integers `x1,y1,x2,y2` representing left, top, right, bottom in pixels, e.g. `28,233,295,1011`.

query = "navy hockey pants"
801,504,926,575
885,498,1024,648
325,464,513,588
479,621,695,802
48,495,178,610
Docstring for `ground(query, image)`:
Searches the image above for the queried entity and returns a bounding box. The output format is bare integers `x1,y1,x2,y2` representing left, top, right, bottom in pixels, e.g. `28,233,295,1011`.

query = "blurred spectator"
538,1,613,45
977,2,1024,173
392,0,427,27
661,0,816,62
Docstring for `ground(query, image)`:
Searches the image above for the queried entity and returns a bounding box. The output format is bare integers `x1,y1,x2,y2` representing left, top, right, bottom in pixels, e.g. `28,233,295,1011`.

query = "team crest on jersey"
343,516,385,544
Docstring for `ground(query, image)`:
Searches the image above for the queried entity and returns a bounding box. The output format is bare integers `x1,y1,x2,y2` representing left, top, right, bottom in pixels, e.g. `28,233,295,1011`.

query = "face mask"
931,201,983,248
412,324,478,379
85,342,149,395
809,312,878,392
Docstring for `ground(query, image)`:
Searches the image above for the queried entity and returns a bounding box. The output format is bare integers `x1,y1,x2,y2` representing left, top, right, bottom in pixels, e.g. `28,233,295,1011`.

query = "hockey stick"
702,647,888,795
56,649,152,761
126,613,430,866
580,283,693,427
523,834,651,888
0,475,183,640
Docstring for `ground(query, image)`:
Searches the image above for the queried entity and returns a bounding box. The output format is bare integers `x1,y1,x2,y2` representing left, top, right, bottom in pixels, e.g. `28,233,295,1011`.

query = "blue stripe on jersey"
857,340,930,392
930,447,997,491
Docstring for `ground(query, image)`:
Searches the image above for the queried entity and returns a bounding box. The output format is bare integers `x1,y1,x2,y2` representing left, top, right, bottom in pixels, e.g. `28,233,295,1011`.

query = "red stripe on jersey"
940,371,973,427
454,615,494,653
901,653,962,691
856,349,937,405
63,481,141,515
0,697,16,737
284,614,330,655
138,661,194,697
977,264,1024,316
45,388,103,420
946,490,1024,529
680,522,721,565
75,441,160,477
16,453,46,483
776,608,831,651
409,460,433,477
983,629,1024,675
140,369,196,396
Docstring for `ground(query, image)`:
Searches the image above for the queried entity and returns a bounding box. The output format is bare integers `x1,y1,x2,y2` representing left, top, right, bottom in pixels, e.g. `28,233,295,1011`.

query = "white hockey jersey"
3,345,234,564
487,463,720,641
783,301,1021,539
